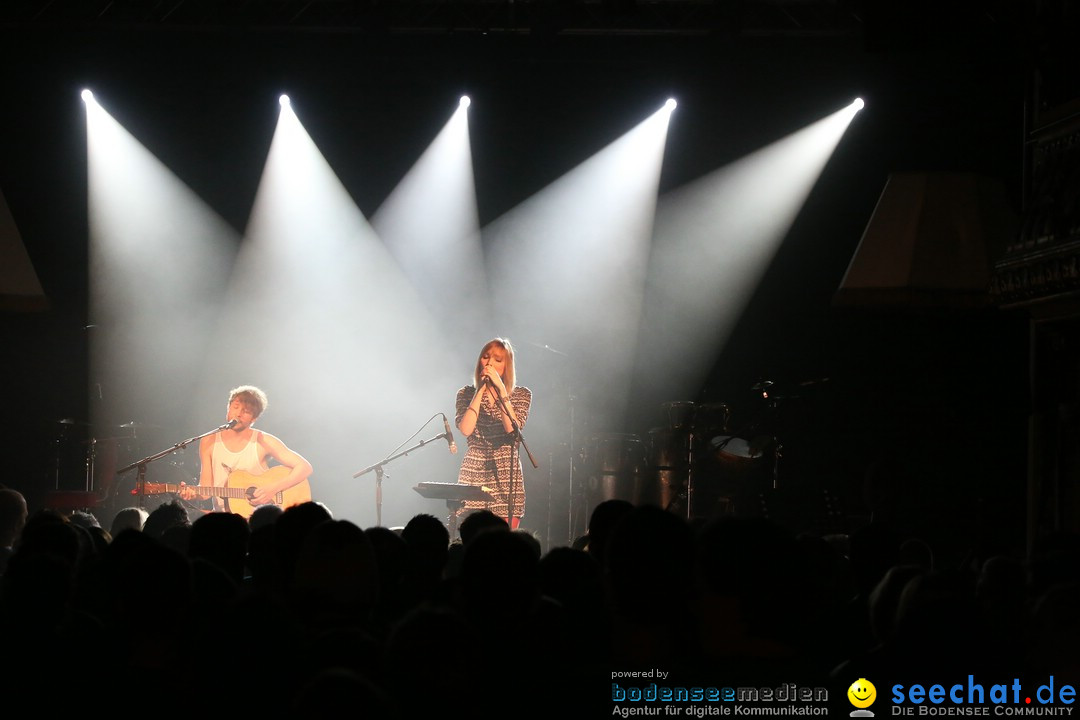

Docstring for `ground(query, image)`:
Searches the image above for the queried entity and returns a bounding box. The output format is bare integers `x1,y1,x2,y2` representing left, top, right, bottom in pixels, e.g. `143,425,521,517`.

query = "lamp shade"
0,188,48,312
834,172,1016,309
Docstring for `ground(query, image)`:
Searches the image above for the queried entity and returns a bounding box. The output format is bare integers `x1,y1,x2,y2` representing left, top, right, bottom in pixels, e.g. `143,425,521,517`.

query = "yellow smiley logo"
848,679,876,709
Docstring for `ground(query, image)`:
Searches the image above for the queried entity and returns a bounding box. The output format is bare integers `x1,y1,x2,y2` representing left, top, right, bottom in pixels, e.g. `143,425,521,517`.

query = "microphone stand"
117,421,234,510
492,391,539,527
352,429,452,527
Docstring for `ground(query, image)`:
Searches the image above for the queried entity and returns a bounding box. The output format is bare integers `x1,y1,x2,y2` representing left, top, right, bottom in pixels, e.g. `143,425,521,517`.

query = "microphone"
218,419,238,432
442,414,458,454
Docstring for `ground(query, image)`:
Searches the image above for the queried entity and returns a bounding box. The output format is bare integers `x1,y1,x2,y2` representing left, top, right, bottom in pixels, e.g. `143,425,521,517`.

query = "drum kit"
578,398,780,524
44,418,194,517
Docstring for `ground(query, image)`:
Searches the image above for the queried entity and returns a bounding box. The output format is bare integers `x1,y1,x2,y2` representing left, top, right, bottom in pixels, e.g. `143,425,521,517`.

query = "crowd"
0,484,1077,718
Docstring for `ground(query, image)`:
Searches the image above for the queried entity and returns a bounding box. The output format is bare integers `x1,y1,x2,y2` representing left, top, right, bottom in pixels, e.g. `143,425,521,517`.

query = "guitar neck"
143,483,253,500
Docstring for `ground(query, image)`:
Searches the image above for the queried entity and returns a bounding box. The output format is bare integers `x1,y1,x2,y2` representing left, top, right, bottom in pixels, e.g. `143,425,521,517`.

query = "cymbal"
522,340,569,357
56,417,90,426
118,421,161,430
82,435,140,444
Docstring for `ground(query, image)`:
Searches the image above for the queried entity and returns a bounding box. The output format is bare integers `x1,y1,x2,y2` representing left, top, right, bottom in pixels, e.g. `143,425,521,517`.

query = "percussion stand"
85,437,96,494
771,438,783,490
52,421,72,491
566,390,577,544
662,430,696,519
543,389,574,549
760,392,785,491
544,446,555,549
527,340,572,542
660,401,698,520
744,396,787,493
684,430,696,519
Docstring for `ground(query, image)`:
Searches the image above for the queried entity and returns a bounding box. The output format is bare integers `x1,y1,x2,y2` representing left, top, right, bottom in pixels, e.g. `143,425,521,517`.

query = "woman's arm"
457,385,486,437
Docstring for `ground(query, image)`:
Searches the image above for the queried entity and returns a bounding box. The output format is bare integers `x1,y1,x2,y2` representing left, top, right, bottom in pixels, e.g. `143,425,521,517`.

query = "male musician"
179,385,313,513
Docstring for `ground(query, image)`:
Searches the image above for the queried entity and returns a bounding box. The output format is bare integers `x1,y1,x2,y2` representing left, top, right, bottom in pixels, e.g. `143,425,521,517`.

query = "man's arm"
250,432,313,505
198,434,215,487
179,435,216,501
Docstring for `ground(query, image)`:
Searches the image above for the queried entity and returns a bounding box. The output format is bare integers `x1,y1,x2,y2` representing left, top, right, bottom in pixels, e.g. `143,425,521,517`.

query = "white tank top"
210,430,269,511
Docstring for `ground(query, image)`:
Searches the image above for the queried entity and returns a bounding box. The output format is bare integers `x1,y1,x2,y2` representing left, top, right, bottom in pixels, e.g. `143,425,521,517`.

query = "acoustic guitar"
140,465,312,519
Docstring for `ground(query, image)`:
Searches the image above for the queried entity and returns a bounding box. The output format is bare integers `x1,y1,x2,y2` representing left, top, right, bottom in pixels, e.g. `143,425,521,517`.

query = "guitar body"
140,466,312,520
225,466,312,518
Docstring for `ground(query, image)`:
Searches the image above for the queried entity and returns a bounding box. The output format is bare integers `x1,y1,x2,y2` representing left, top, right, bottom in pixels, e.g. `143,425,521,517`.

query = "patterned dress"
455,384,532,520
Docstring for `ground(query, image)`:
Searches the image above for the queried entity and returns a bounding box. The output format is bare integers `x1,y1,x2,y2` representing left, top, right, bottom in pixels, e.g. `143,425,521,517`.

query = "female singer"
455,338,532,528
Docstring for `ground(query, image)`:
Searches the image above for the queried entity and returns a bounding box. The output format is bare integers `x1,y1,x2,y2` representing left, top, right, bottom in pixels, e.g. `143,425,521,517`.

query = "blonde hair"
229,385,269,418
473,338,517,394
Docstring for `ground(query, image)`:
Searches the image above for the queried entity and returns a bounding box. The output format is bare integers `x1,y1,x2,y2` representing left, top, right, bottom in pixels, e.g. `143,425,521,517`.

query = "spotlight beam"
632,100,865,412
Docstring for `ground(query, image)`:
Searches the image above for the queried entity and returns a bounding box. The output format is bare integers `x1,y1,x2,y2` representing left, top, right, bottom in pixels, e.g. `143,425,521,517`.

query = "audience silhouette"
0,487,29,575
108,505,148,539
0,483,1065,716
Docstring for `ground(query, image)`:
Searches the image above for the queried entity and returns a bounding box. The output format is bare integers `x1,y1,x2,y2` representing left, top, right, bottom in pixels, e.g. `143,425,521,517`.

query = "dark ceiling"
0,0,1026,44
1,0,862,35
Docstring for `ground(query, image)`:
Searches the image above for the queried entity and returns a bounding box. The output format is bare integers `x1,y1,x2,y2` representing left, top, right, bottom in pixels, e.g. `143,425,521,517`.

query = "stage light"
665,98,677,111
279,94,291,107
853,97,865,110
84,98,240,462
485,103,673,429
81,89,94,103
230,98,458,530
634,100,863,415
373,93,482,367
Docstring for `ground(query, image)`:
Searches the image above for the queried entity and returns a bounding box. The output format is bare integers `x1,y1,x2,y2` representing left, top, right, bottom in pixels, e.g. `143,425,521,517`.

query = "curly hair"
229,385,269,418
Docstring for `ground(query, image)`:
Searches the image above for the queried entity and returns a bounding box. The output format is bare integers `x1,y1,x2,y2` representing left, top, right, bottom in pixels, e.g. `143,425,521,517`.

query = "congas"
583,433,652,513
661,401,695,431
693,403,731,435
647,426,690,511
